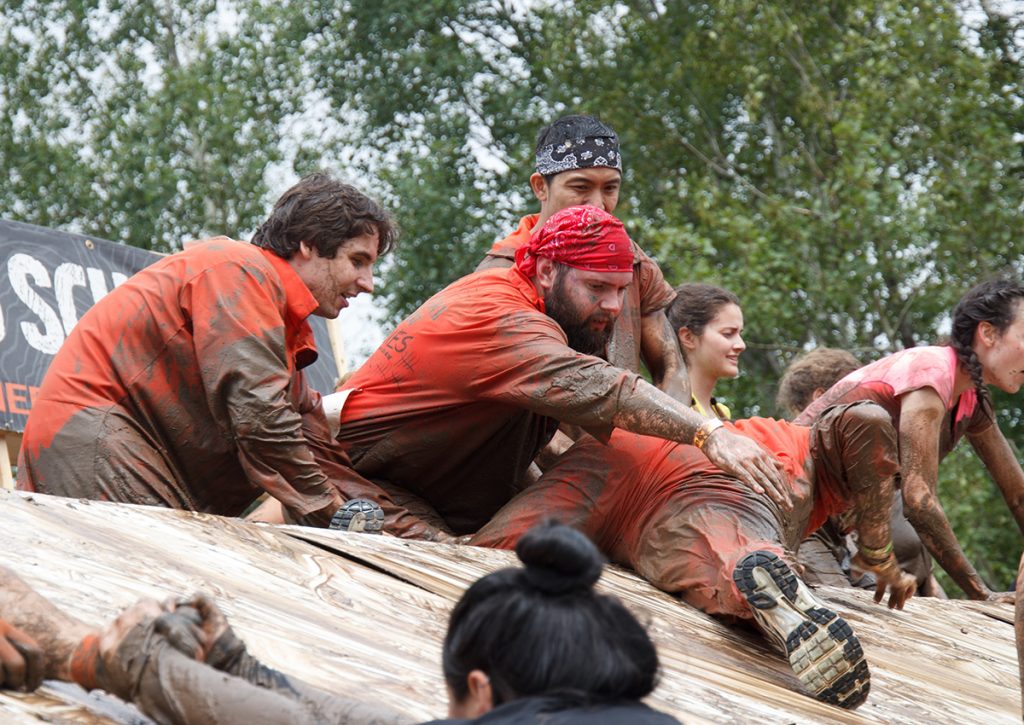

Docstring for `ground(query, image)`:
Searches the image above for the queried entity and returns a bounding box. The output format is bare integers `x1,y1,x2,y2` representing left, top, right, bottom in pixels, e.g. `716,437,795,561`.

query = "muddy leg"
471,474,599,549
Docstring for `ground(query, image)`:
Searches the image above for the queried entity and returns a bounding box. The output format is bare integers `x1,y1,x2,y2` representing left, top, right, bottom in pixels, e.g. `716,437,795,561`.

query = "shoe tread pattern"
732,550,870,710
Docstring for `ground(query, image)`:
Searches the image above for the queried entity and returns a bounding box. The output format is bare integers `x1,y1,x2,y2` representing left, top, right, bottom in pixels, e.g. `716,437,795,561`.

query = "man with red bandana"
332,206,788,537
18,173,399,529
471,406,918,710
476,114,688,402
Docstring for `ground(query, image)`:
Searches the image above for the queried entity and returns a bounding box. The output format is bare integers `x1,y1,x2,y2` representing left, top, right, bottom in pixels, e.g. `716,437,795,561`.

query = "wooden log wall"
0,490,1018,724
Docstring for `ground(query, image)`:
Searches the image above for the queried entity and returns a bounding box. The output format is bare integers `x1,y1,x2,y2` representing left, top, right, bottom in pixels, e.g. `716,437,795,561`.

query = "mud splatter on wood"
0,491,1017,724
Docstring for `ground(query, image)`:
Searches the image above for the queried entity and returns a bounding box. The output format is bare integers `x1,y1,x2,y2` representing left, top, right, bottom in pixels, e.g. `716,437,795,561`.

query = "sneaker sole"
733,550,870,709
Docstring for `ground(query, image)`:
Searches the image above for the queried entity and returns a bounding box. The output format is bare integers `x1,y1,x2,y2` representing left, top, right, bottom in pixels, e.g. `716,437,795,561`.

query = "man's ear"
297,241,315,260
534,256,559,295
529,172,548,203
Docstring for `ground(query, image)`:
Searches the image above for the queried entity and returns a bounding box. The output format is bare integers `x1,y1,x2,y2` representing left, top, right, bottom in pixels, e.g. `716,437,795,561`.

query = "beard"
544,273,615,357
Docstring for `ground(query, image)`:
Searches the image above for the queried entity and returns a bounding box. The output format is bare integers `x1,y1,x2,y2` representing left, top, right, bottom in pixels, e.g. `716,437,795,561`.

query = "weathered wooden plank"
287,525,1021,724
0,490,1018,724
0,491,450,722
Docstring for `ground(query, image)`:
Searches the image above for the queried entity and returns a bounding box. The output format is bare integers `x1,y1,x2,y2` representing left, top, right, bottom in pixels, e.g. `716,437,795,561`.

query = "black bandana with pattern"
535,135,622,175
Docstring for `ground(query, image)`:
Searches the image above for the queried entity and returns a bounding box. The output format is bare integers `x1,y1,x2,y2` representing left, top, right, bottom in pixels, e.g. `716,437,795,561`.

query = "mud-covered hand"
854,553,916,610
980,589,1016,604
69,598,166,696
701,427,792,510
158,593,245,671
0,619,44,692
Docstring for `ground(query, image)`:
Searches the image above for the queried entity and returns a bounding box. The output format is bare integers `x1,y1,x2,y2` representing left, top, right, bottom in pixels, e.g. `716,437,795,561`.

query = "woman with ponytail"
796,276,1024,601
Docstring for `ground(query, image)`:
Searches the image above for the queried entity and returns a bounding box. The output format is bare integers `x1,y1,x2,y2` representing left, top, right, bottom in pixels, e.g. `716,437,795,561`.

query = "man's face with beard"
543,264,632,356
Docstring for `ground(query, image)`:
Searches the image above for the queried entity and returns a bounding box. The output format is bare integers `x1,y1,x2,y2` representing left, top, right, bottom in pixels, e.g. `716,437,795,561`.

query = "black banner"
0,219,339,433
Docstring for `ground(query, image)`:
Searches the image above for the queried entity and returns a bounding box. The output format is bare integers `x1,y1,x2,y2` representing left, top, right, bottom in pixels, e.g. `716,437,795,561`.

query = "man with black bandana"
477,114,689,403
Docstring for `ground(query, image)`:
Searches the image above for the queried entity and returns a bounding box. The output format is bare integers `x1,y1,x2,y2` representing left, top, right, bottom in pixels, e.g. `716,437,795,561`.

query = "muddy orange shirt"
480,214,676,373
337,266,646,534
18,239,340,520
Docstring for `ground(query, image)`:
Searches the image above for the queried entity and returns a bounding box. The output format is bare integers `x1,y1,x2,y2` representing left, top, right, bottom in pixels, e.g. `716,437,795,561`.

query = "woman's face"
682,303,746,381
977,301,1024,394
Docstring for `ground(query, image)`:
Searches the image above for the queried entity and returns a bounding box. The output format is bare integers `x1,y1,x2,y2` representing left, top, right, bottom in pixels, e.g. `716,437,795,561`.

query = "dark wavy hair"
251,172,396,259
442,521,659,707
949,276,1024,408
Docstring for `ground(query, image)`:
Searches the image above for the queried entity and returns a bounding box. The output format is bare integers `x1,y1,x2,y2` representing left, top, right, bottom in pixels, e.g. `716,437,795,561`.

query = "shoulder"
176,239,277,281
399,268,564,344
485,214,539,258
881,347,957,405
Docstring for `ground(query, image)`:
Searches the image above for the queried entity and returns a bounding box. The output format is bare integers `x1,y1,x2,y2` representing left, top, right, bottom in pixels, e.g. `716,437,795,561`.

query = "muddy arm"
133,644,409,725
70,596,411,725
968,422,1024,537
608,378,791,508
0,566,94,684
641,310,690,404
898,390,1001,600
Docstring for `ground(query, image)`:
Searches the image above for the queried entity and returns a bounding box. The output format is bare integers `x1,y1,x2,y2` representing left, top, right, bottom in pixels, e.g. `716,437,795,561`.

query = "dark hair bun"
515,521,605,595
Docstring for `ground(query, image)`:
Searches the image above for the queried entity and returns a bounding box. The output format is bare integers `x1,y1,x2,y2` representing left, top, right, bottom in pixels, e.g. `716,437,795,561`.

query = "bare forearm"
848,472,896,552
611,378,701,443
0,566,94,680
903,496,988,599
969,429,1024,536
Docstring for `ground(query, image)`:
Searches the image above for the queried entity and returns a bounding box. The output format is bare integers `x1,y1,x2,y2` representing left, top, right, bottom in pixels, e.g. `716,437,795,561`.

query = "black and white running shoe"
733,550,870,709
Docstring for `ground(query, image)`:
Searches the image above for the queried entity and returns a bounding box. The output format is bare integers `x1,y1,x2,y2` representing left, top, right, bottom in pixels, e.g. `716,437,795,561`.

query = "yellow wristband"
857,540,894,565
693,418,725,450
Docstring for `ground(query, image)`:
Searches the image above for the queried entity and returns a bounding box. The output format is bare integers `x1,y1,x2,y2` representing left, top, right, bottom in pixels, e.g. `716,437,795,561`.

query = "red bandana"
514,206,635,277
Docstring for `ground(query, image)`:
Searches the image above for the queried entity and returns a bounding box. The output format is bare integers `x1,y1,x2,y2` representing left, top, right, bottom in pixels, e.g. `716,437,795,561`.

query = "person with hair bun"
433,521,676,724
667,283,745,420
796,276,1024,601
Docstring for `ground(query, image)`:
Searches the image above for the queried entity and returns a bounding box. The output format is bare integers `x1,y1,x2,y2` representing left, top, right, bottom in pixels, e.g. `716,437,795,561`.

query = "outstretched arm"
0,566,95,684
124,594,411,725
968,423,1024,536
0,619,44,692
898,390,1010,601
609,378,791,509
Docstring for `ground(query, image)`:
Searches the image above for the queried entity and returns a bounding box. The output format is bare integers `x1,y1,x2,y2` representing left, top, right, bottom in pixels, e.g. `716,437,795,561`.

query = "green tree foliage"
2,0,1021,590
306,0,1024,591
0,0,308,250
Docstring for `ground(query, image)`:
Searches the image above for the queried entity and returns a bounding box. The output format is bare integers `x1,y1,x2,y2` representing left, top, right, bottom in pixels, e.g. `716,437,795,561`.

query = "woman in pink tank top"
796,277,1024,601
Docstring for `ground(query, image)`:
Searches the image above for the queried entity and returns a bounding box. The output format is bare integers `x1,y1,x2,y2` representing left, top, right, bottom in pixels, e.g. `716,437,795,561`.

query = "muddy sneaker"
732,550,870,709
329,499,385,533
